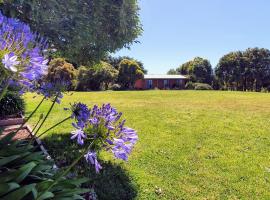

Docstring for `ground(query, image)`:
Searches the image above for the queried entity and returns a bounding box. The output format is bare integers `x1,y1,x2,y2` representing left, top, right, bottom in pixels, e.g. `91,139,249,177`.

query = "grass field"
25,90,270,200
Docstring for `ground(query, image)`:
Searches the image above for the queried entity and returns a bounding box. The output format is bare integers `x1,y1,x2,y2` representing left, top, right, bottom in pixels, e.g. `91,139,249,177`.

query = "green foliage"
118,59,144,89
76,62,118,91
167,68,178,75
215,48,270,91
109,83,122,91
194,83,213,90
0,91,25,118
46,58,77,89
0,130,90,200
104,55,147,74
185,81,195,89
177,57,213,84
1,0,142,65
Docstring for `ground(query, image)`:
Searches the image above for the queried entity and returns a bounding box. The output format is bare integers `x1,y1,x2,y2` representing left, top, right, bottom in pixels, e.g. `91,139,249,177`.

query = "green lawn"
25,90,270,200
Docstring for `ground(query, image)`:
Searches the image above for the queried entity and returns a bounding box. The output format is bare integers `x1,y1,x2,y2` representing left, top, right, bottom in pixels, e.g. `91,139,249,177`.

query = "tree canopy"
104,55,147,74
118,59,144,89
215,48,270,91
177,57,213,84
0,0,142,66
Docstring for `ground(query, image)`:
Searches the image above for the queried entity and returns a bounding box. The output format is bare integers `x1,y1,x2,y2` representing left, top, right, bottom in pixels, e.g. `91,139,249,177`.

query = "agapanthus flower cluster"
0,12,48,92
37,80,71,103
69,103,138,173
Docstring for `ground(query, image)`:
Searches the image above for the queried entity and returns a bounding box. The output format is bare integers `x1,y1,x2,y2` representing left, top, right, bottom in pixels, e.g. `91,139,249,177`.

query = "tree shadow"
42,133,138,200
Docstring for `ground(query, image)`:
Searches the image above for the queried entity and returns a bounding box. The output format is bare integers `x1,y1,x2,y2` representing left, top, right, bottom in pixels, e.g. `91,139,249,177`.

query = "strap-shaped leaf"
0,131,17,147
38,191,54,200
0,161,37,183
0,155,21,167
1,183,36,200
0,182,20,196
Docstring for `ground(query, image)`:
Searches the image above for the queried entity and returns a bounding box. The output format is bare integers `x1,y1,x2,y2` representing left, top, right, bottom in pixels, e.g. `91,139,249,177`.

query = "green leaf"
38,191,54,200
1,183,36,200
15,162,37,183
0,131,17,146
0,161,37,183
53,188,90,197
0,155,20,167
0,182,20,196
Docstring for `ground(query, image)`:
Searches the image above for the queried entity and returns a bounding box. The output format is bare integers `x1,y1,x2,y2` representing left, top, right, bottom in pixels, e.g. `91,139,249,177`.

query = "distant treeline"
167,47,270,92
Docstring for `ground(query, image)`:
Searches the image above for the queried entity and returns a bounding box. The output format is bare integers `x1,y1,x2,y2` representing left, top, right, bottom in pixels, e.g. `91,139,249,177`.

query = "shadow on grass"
42,133,138,200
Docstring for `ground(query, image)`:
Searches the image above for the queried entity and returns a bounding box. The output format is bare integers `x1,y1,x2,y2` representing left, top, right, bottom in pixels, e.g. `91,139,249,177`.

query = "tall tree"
0,0,142,66
104,55,147,74
118,59,144,89
215,48,270,91
177,57,213,84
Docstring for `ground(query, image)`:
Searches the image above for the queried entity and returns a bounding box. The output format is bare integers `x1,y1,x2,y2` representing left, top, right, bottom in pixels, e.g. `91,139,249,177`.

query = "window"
176,79,180,87
147,79,153,89
164,79,169,88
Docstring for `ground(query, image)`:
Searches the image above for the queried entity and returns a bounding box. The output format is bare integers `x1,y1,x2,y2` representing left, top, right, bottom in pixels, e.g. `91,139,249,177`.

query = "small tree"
118,59,144,89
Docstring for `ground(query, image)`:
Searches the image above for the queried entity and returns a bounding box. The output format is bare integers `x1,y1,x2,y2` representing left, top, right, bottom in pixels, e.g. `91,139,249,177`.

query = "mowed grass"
24,90,270,200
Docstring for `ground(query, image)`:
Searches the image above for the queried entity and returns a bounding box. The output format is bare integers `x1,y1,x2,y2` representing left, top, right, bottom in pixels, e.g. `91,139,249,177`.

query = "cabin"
135,74,188,90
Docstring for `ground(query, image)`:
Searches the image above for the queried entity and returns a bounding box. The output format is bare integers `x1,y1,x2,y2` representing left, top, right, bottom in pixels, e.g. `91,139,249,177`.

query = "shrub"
0,91,25,118
76,62,118,91
185,81,195,89
46,58,77,90
194,83,213,90
109,84,122,91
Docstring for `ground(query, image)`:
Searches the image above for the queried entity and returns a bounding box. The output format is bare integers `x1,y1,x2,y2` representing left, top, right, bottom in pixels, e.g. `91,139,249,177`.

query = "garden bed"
0,114,25,127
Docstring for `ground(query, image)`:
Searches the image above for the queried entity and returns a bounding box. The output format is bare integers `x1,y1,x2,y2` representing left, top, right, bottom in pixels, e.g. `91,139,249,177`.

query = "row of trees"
168,47,270,91
48,57,145,91
0,0,142,66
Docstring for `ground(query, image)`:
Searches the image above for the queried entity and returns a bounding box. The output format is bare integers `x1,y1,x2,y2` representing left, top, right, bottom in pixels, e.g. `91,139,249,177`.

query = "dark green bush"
0,91,25,118
194,83,213,90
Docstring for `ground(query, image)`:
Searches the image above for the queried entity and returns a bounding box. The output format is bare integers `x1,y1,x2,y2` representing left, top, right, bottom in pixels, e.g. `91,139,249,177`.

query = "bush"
0,91,25,118
46,58,77,90
109,84,122,91
185,81,195,89
194,83,213,90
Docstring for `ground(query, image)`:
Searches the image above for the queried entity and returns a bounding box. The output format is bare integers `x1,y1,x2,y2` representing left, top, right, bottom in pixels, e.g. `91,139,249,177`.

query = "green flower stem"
37,141,95,200
14,96,46,134
33,94,59,137
35,116,71,139
0,79,10,101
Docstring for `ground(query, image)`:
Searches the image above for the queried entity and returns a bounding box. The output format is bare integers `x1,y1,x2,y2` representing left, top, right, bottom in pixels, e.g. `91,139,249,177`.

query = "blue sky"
113,0,270,74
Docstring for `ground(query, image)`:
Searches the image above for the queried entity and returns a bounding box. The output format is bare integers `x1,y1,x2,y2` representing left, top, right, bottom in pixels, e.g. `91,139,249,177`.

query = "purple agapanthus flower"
0,12,48,92
71,103,91,128
2,53,20,72
37,81,70,103
70,103,138,173
84,151,102,173
71,129,86,145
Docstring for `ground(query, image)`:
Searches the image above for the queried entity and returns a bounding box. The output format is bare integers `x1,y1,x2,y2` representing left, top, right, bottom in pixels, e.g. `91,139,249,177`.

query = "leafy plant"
0,91,25,118
0,129,90,200
194,83,213,90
